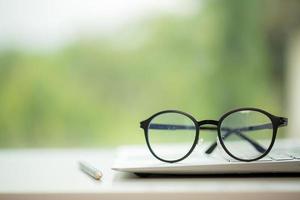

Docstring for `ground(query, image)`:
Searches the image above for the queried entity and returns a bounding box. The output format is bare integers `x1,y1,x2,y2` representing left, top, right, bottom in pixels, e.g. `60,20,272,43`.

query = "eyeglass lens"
148,112,197,161
219,110,273,160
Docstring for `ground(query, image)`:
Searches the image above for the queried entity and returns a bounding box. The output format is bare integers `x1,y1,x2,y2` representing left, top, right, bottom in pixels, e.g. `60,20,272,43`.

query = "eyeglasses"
140,108,288,163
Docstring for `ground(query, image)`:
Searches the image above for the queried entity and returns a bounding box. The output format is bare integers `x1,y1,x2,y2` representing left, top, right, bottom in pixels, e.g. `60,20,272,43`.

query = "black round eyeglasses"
140,107,288,163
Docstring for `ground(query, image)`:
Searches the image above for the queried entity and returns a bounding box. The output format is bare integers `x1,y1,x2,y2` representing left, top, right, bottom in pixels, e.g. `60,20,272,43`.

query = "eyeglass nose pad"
197,138,204,146
196,137,206,153
216,137,235,162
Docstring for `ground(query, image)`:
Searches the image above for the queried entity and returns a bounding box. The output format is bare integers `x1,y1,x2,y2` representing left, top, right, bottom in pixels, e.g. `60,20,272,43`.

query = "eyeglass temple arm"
205,119,288,154
205,123,271,154
148,122,275,131
204,129,266,154
148,124,198,130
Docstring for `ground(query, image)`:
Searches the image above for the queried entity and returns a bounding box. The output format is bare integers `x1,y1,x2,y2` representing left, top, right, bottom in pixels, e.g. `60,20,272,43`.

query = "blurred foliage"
0,0,293,147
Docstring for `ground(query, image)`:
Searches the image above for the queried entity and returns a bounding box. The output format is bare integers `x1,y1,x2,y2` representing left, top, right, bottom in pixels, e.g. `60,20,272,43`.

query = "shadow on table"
113,172,300,180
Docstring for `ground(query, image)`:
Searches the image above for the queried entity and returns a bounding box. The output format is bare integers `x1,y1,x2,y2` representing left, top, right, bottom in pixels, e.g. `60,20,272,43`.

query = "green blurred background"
0,0,300,147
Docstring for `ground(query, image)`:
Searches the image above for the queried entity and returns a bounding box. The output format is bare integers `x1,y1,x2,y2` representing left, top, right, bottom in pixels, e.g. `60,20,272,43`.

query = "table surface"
0,149,300,200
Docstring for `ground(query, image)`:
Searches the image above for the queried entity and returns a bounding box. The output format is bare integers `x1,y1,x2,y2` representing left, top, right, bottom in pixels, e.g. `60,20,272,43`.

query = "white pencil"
79,161,102,180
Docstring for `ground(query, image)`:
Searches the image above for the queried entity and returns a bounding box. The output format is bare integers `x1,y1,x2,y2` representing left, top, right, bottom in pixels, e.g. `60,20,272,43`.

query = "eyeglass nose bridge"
197,120,219,127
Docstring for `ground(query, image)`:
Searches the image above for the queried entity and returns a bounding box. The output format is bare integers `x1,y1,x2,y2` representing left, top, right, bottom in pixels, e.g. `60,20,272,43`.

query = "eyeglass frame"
140,107,288,163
